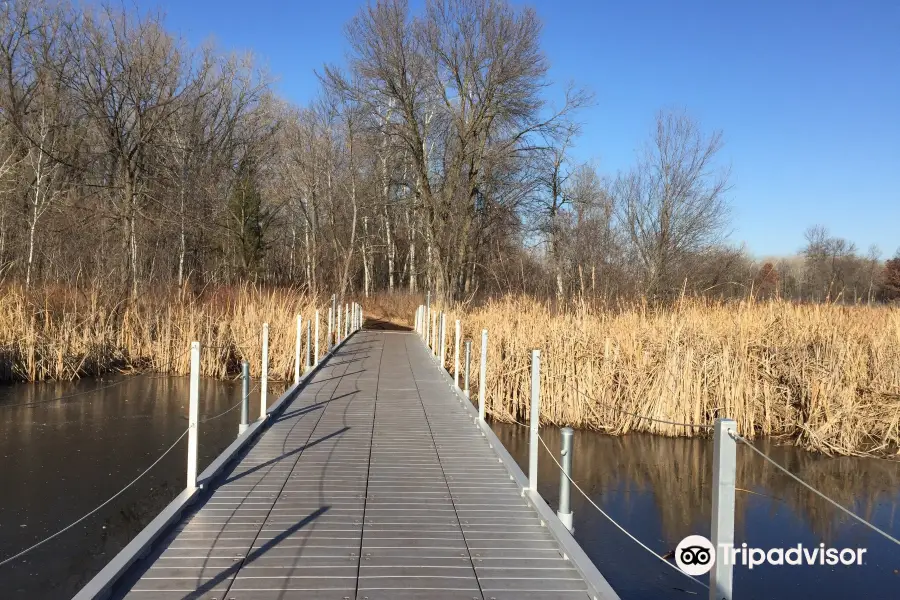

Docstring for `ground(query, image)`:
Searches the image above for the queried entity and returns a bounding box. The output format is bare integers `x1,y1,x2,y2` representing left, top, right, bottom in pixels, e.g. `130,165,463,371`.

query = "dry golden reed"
360,292,421,329
427,296,900,457
0,284,326,382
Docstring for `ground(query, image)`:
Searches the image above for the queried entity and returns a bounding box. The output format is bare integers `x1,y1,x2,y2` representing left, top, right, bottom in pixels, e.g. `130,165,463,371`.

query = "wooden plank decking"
111,330,617,600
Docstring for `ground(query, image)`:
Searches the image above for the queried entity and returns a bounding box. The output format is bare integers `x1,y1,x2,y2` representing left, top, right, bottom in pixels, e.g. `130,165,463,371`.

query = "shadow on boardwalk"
362,317,411,331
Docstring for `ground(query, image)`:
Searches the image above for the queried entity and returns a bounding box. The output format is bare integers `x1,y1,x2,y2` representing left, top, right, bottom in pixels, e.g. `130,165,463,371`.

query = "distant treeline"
0,0,896,303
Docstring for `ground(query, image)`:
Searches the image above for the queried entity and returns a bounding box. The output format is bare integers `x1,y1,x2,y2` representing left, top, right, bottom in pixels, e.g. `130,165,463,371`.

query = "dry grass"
421,296,900,457
0,284,327,382
10,285,899,457
361,292,420,329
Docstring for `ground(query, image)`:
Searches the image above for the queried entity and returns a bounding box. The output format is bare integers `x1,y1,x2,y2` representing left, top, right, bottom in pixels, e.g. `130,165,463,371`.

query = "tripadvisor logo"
675,535,868,575
675,535,716,576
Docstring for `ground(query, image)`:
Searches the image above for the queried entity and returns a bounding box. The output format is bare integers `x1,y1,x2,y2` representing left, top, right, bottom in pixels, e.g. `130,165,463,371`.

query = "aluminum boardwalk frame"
109,330,619,600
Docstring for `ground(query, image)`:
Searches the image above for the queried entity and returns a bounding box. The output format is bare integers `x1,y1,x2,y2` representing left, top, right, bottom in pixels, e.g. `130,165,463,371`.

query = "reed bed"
428,296,900,457
361,292,419,329
0,284,323,382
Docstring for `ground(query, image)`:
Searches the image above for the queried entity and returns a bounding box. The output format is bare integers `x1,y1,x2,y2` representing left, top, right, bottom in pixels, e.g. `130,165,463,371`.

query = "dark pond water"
1,377,898,600
0,374,286,600
492,423,900,600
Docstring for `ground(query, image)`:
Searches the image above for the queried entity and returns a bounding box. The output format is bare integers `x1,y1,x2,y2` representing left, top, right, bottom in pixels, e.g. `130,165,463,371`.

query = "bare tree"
615,110,731,297
70,6,186,295
565,163,618,299
22,5,74,289
325,0,587,300
532,129,577,302
4,0,888,308
802,225,858,301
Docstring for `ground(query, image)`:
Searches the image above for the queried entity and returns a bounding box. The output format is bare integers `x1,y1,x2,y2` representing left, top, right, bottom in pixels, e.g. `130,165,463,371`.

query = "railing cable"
200,383,260,423
0,427,190,568
487,412,707,588
730,431,900,547
535,433,710,591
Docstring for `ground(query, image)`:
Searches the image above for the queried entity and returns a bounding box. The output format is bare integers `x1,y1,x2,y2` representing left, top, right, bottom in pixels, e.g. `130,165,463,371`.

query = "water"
1,379,897,599
0,374,285,600
492,424,900,600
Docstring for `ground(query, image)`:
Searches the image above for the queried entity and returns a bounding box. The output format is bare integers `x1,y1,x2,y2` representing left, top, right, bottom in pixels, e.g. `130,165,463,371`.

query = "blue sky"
149,0,899,258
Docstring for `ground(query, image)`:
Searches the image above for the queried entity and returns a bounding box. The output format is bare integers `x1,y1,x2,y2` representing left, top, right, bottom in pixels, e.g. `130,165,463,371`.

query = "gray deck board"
114,330,604,600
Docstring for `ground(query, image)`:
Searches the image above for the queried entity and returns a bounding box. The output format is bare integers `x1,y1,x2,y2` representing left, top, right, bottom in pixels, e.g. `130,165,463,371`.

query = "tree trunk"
290,225,296,282
384,205,395,293
26,155,43,291
362,216,370,297
338,134,358,297
407,207,416,292
177,184,185,287
26,210,37,290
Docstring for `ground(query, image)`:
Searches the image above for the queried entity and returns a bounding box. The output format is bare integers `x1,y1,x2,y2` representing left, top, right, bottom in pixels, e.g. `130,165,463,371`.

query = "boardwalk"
112,330,617,600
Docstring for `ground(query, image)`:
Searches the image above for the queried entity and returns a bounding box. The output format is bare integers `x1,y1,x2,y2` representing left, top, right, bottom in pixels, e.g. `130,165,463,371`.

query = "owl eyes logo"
680,545,712,565
675,535,716,575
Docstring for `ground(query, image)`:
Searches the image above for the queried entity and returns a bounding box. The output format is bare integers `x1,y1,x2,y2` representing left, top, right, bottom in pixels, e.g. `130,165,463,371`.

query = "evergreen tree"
227,159,268,277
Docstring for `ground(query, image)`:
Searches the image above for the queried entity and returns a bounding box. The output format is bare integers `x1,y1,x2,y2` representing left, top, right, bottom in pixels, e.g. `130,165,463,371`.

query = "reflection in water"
3,380,897,600
0,375,286,600
494,423,900,600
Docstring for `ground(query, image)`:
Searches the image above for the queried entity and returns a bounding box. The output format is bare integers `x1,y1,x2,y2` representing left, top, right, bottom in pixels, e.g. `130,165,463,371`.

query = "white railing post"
557,427,574,531
415,306,420,334
327,306,333,351
294,315,302,384
710,418,737,600
260,323,269,419
439,312,446,368
464,340,472,398
425,291,431,340
305,320,311,373
478,329,488,422
331,294,336,347
337,304,342,344
431,311,437,355
529,349,541,492
186,341,200,490
453,319,460,388
239,360,250,436
314,309,320,365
